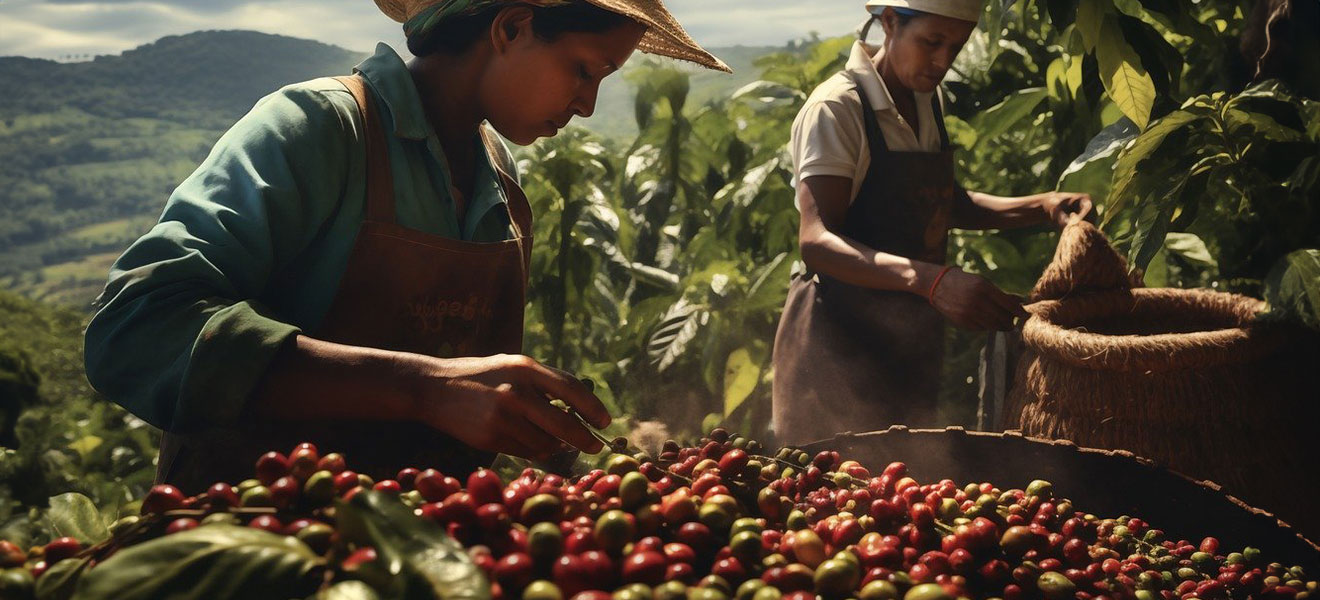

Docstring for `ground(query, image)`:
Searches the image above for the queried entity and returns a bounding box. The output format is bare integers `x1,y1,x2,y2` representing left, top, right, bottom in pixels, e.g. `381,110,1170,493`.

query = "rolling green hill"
0,31,370,308
0,30,782,309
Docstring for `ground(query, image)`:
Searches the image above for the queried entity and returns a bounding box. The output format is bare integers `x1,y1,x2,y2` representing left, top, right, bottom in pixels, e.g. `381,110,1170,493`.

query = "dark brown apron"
771,85,955,447
156,74,533,492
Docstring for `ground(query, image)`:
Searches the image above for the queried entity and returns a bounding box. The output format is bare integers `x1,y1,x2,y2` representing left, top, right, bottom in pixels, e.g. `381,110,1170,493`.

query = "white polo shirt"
790,40,945,206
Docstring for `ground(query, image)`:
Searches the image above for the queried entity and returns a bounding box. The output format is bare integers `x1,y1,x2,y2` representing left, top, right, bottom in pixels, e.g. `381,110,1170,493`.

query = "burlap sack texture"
1003,221,1319,538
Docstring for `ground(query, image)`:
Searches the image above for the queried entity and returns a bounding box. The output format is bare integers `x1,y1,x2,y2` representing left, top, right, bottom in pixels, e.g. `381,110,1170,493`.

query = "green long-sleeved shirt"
84,43,519,433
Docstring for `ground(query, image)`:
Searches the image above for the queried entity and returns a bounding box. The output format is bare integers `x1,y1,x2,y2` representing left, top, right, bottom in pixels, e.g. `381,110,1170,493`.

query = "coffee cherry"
254,451,290,486
140,484,186,515
43,537,82,564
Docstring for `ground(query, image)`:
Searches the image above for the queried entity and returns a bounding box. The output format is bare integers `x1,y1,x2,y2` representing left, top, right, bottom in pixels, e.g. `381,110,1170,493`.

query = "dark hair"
891,7,926,26
408,2,637,57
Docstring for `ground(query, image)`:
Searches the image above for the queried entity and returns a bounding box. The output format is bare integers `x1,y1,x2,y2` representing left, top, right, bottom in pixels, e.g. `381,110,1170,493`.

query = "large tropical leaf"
43,492,109,545
335,490,490,600
647,299,704,372
34,556,92,600
1103,109,1205,222
1056,118,1138,207
722,347,762,418
1075,0,1110,51
73,525,323,600
1263,249,1320,331
1095,15,1156,130
317,581,384,600
970,87,1048,145
745,252,794,314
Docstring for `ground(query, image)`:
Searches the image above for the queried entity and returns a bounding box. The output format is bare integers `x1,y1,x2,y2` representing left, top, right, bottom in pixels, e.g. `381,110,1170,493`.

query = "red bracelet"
927,266,955,306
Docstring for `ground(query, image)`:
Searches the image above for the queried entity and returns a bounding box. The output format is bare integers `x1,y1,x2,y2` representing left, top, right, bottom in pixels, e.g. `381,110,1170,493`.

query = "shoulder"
793,73,866,133
227,77,360,148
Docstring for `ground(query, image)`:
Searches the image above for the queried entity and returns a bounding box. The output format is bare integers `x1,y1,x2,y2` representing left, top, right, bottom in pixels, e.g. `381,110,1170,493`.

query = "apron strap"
335,75,396,224
478,125,533,242
854,85,890,155
478,124,534,288
931,93,951,150
854,85,952,153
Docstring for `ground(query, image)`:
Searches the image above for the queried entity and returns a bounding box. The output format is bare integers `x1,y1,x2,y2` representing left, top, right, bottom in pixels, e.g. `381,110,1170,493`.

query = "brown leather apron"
771,85,955,447
156,74,533,492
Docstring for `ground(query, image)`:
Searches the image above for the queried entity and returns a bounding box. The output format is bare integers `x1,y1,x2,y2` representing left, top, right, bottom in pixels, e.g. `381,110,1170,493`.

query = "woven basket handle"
1029,220,1142,302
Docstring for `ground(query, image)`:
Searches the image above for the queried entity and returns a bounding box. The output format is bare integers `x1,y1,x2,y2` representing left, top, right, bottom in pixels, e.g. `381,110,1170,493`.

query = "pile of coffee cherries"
1,429,1315,600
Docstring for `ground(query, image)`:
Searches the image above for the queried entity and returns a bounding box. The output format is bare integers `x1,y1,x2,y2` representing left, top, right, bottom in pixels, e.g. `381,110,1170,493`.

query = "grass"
13,251,122,309
63,217,154,244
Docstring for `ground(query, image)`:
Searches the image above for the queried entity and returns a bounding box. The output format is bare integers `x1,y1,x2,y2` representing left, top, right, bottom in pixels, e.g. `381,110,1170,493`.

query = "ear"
879,7,900,39
490,6,536,54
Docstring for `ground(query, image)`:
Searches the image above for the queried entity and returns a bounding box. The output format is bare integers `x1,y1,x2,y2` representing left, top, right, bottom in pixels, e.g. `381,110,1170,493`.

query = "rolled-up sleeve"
84,84,353,433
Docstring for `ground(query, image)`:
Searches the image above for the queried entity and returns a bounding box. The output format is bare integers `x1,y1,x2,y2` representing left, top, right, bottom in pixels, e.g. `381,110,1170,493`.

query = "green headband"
404,0,570,42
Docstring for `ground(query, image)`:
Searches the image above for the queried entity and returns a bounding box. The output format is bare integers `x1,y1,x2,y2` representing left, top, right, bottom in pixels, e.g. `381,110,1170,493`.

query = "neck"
407,52,486,153
872,46,914,105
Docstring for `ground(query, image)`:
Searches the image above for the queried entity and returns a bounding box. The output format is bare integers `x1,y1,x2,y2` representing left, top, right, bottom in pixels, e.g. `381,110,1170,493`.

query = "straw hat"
865,0,981,23
375,0,731,72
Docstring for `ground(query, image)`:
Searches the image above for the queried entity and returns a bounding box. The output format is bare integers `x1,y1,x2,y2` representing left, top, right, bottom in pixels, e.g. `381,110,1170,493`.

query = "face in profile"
481,11,646,145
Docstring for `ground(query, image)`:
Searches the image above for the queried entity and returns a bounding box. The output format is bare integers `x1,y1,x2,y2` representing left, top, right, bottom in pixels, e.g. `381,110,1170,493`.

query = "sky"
0,0,869,60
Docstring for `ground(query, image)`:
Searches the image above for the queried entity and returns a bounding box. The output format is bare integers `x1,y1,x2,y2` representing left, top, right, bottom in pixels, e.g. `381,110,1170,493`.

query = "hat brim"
864,0,980,23
585,0,731,73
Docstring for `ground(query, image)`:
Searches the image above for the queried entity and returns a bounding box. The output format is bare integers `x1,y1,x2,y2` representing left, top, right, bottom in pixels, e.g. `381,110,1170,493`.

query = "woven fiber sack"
1003,221,1319,537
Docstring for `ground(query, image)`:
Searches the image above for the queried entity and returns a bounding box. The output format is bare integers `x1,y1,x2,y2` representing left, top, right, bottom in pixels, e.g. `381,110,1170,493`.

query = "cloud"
666,0,869,47
0,0,865,59
0,0,404,58
42,0,254,13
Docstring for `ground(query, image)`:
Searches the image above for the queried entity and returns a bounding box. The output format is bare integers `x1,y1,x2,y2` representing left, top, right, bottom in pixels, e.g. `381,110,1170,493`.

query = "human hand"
402,353,610,460
929,268,1029,331
1041,191,1094,228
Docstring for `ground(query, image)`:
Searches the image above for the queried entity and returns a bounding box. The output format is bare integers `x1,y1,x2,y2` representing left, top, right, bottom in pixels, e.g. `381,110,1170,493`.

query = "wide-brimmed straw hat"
375,0,731,72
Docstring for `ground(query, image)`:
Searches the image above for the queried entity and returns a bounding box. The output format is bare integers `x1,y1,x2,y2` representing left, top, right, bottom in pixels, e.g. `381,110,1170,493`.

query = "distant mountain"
0,30,369,128
0,30,786,308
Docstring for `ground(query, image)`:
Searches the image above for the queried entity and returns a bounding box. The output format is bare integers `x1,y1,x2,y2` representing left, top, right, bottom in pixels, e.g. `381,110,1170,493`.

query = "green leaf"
35,556,92,600
1076,0,1111,51
628,263,680,291
1163,233,1217,268
723,347,761,418
647,299,704,372
1057,119,1139,207
744,252,793,314
943,115,978,149
74,524,323,600
1224,108,1305,143
1095,15,1156,130
317,581,384,600
1103,110,1204,223
970,88,1048,144
1263,249,1320,331
44,492,109,545
335,491,490,600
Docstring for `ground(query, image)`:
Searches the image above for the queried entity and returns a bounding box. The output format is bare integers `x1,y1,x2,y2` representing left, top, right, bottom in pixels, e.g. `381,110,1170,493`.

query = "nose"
933,46,957,72
572,80,602,119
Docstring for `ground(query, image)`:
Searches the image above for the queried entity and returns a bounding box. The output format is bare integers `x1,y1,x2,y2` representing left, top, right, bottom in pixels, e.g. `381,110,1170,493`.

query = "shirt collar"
844,40,934,113
353,43,432,141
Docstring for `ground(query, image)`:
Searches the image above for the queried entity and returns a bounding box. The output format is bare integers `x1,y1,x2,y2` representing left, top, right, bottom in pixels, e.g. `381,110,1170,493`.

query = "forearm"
248,334,420,422
951,189,1052,230
801,230,944,298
